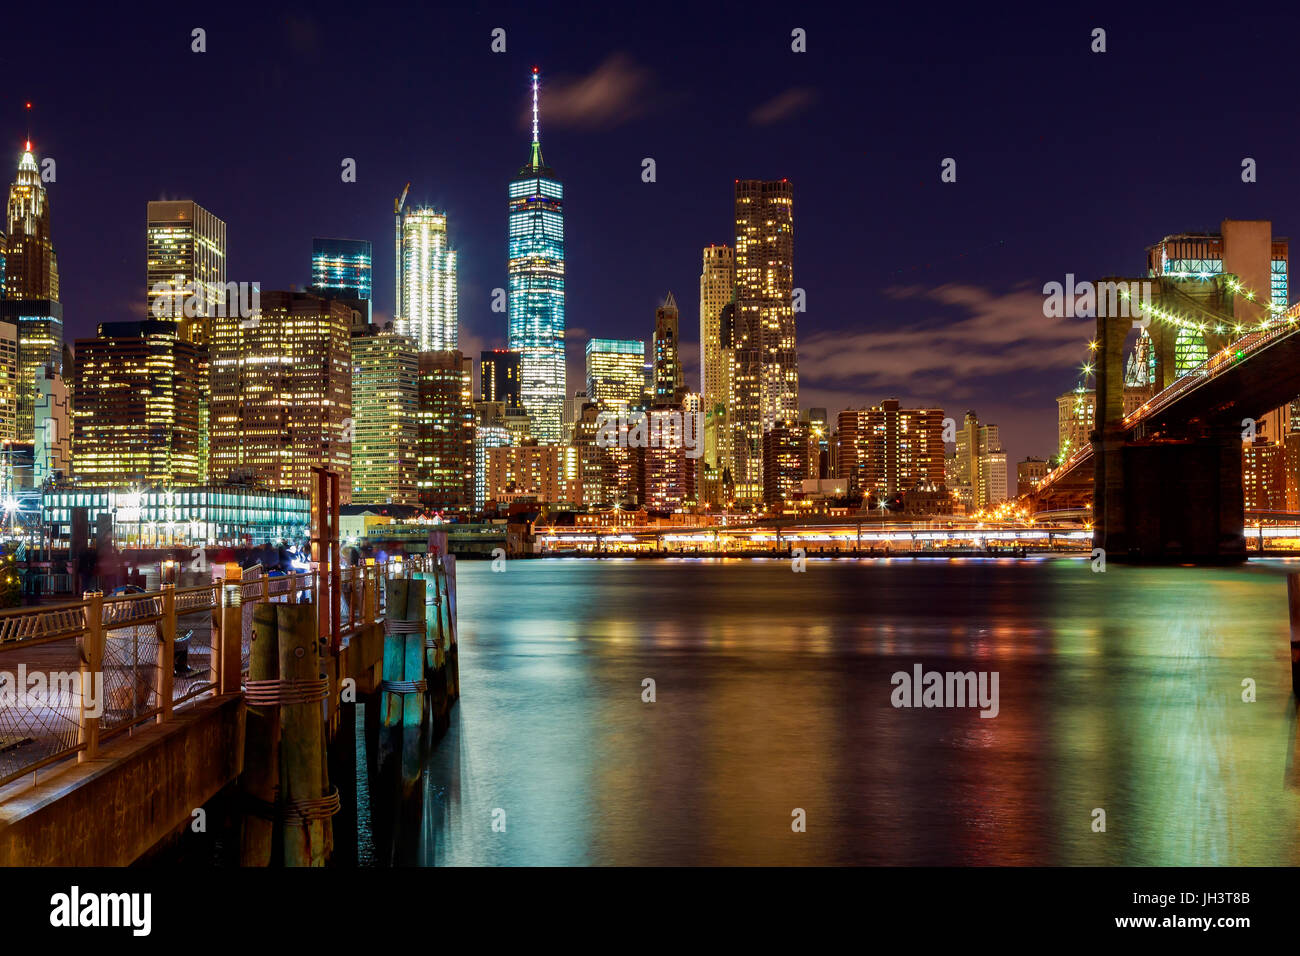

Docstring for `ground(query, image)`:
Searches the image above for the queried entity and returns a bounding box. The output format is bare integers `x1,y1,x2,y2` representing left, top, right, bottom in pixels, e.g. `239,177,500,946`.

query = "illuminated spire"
529,66,543,169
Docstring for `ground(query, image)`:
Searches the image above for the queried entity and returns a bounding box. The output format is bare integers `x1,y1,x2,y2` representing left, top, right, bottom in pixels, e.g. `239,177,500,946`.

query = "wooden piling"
240,601,281,867
277,602,332,867
372,576,427,864
218,582,243,696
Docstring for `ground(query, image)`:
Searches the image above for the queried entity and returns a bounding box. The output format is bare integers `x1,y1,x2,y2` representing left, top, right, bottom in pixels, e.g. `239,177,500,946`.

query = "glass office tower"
508,67,566,444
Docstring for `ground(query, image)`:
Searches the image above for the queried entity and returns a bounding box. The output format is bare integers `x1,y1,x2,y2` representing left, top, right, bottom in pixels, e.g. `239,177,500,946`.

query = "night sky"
8,3,1300,466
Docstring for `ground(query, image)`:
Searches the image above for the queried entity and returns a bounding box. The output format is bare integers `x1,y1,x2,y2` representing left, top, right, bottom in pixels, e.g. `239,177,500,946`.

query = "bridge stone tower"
1093,275,1244,563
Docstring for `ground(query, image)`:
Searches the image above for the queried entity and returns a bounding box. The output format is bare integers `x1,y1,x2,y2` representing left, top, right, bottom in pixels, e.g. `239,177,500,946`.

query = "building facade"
730,179,797,500
33,364,71,485
954,411,1007,512
418,350,475,516
209,290,352,498
145,200,226,343
1016,456,1050,497
586,339,646,414
699,243,735,479
351,328,420,505
5,140,59,302
836,400,945,504
485,441,577,506
762,420,811,508
396,208,457,351
653,292,684,404
72,321,203,485
508,68,566,444
311,237,372,328
480,348,522,408
43,485,309,549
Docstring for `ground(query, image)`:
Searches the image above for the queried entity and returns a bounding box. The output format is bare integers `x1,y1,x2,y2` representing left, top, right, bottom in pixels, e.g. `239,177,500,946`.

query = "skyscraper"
763,420,811,508
5,140,63,445
5,139,59,301
508,67,566,444
418,350,475,515
699,244,735,477
730,180,797,500
71,321,203,485
145,200,226,342
0,299,62,441
836,400,945,504
351,328,419,505
586,339,646,413
474,404,510,512
653,293,684,404
396,208,458,351
954,411,1007,511
0,321,18,446
311,237,373,328
480,348,522,408
209,291,352,498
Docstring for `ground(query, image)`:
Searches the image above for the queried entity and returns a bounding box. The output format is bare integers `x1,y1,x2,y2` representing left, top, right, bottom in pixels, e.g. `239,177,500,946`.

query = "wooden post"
157,584,176,721
1288,573,1300,696
277,602,331,867
373,577,427,864
348,566,357,631
79,591,104,762
240,602,281,867
363,565,377,622
218,583,243,695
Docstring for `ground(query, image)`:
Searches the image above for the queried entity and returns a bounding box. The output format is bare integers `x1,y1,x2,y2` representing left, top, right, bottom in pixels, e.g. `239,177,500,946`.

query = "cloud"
536,55,653,129
798,282,1089,404
749,87,818,126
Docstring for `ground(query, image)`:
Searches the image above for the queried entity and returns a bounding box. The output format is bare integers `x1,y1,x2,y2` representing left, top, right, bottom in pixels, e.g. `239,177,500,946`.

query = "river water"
408,557,1300,866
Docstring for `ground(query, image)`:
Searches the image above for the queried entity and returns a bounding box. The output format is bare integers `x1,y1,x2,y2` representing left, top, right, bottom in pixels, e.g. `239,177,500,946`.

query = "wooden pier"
0,552,458,866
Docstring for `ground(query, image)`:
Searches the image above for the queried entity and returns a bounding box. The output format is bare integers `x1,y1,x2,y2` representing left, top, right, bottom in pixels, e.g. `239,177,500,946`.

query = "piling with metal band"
240,601,282,866
373,577,428,863
277,602,333,866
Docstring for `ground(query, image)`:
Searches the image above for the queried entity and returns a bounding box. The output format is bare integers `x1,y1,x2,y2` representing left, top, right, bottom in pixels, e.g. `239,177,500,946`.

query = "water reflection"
406,558,1300,865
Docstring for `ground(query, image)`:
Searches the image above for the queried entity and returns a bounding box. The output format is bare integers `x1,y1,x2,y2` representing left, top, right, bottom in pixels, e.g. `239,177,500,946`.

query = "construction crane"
394,183,410,329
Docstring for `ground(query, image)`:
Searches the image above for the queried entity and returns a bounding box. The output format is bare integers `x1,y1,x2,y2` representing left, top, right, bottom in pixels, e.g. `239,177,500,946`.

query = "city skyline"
6,2,1300,896
12,7,1300,471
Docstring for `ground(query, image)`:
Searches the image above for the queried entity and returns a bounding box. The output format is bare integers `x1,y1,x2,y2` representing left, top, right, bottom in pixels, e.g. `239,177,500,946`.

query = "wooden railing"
0,556,434,791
